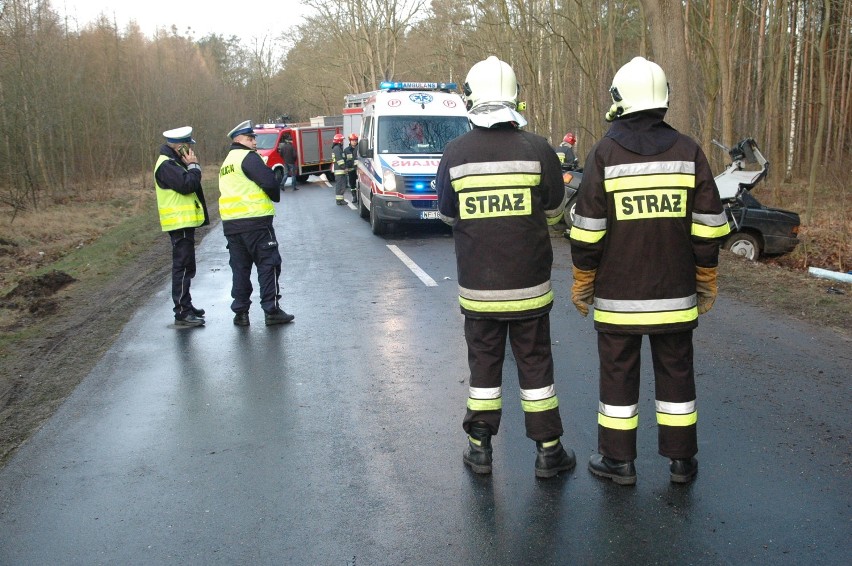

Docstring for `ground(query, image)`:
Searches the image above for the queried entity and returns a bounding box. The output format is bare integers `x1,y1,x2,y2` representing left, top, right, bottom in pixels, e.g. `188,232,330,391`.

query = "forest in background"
0,0,850,226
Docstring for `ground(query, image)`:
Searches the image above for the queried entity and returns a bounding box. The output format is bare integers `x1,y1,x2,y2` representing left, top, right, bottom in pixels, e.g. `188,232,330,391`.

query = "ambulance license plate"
421,211,440,220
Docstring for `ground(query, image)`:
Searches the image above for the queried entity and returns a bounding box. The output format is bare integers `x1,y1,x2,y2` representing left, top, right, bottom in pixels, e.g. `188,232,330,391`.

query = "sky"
55,0,313,40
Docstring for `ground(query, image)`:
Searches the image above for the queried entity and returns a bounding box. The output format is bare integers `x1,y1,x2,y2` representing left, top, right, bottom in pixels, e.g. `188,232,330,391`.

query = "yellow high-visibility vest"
218,149,275,220
154,155,204,232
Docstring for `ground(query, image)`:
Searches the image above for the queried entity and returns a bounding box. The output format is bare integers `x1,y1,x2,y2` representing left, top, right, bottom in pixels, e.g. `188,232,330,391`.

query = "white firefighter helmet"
606,56,669,121
463,56,527,128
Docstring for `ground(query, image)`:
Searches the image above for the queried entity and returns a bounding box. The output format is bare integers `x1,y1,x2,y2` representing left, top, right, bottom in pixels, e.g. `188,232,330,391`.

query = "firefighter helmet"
333,133,344,144
562,132,576,146
348,133,359,141
463,56,527,128
606,56,669,121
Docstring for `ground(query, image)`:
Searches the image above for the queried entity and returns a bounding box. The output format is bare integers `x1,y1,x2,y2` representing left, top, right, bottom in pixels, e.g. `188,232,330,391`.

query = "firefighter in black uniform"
554,132,578,171
219,120,294,326
331,133,348,205
154,126,209,327
436,56,576,479
569,57,731,485
344,133,359,204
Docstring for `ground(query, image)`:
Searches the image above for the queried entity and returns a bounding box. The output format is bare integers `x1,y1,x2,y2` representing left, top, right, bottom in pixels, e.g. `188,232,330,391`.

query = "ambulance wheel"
370,201,386,235
724,231,761,261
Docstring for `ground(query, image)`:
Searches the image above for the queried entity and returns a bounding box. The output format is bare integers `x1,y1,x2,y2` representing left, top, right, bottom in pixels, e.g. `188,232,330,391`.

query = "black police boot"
534,440,576,478
175,313,205,327
265,308,295,326
233,312,250,326
463,422,493,475
589,453,637,485
670,457,698,484
190,305,205,317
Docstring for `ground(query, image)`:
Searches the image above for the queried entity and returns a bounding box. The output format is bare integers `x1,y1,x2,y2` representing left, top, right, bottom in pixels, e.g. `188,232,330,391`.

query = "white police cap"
228,120,255,139
162,126,195,144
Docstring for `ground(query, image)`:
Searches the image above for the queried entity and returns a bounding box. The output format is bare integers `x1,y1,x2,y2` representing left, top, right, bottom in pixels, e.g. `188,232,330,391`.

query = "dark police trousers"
463,314,564,442
225,227,282,314
597,330,697,461
169,228,196,317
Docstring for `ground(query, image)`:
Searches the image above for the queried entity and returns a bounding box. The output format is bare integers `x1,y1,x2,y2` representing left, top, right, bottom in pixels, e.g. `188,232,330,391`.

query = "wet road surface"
1,180,850,565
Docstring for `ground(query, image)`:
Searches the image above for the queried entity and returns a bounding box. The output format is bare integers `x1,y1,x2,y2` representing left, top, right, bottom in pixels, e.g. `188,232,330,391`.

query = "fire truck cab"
353,82,470,235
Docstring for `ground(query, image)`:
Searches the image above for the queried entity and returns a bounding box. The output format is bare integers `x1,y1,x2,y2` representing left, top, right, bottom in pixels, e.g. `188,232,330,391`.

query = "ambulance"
352,81,470,235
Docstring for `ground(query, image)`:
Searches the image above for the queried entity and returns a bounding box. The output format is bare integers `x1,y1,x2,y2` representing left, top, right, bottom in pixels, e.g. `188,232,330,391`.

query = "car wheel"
724,232,761,260
370,199,386,235
565,197,577,230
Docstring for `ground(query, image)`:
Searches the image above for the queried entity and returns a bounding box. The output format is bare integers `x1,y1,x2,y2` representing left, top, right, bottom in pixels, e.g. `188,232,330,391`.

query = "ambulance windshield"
377,116,470,154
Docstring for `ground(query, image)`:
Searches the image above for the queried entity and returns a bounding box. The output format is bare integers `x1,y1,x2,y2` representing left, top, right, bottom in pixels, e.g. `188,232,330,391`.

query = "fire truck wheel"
724,231,761,261
273,168,284,185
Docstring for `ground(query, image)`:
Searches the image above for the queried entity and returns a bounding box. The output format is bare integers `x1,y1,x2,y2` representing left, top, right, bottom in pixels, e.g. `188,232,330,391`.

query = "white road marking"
387,245,439,287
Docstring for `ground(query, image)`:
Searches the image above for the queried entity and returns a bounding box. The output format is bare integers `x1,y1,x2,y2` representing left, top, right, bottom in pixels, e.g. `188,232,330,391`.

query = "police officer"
154,126,209,327
569,57,731,485
436,56,576,479
344,133,359,204
331,133,348,205
219,120,294,326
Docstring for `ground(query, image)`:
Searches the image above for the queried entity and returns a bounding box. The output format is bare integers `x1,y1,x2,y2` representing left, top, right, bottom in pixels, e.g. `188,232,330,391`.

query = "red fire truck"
253,122,342,183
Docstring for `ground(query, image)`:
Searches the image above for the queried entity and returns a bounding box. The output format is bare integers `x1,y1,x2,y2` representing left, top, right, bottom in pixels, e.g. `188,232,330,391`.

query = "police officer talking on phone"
155,126,209,327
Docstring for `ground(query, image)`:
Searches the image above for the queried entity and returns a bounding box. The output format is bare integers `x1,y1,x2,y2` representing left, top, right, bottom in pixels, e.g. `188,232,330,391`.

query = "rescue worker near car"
155,126,209,327
277,134,299,191
436,56,576,479
331,133,348,205
344,133,359,205
569,57,731,485
219,120,294,326
554,132,579,171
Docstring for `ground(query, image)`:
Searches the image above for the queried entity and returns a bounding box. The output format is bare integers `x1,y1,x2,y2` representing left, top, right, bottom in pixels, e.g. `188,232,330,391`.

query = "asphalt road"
1,180,850,565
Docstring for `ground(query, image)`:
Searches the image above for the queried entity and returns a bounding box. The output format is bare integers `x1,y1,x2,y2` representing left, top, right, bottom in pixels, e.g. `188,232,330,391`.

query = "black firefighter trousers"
463,314,564,443
597,331,697,461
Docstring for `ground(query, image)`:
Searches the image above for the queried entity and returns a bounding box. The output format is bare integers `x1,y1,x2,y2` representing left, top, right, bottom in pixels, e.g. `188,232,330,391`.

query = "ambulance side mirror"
359,139,372,158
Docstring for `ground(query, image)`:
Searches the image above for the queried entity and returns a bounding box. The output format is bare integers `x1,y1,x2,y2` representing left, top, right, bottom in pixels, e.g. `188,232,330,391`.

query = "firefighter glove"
696,266,719,314
571,266,596,317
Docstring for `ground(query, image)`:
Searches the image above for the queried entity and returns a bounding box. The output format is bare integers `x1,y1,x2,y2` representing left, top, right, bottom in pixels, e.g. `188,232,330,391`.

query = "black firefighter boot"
535,440,576,478
463,422,493,474
351,189,358,204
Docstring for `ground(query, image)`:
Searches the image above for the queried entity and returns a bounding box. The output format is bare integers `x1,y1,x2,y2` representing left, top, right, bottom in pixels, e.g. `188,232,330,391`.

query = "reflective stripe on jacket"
154,155,204,231
570,125,730,334
436,126,567,320
219,149,275,220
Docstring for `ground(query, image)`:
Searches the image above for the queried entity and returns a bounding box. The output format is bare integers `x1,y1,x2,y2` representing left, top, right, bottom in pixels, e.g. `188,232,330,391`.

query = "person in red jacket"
570,57,731,485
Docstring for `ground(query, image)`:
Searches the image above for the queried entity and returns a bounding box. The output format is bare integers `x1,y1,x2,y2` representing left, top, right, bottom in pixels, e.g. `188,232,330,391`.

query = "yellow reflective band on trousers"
594,306,698,326
459,289,553,314
657,410,698,427
155,155,204,231
521,396,559,413
467,398,502,411
598,413,639,430
459,188,532,220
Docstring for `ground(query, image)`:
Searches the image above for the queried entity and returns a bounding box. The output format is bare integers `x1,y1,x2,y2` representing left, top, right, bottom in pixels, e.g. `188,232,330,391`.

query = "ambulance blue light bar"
379,81,457,92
